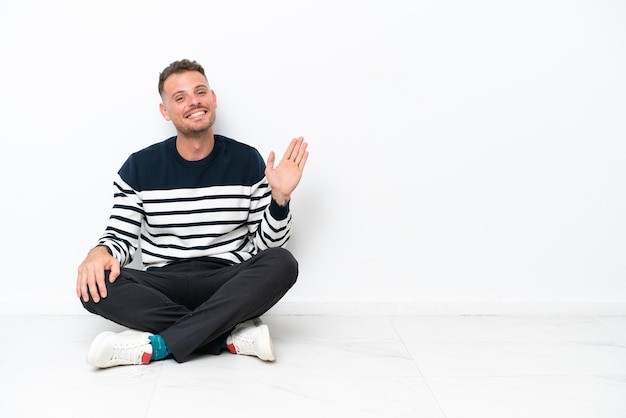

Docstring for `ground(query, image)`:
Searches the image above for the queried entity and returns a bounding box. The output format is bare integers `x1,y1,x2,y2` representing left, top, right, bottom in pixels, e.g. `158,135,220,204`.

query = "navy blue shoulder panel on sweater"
118,135,266,191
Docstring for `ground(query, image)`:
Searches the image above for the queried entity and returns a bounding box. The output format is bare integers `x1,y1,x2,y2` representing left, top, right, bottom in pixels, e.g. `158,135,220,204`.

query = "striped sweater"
97,134,292,269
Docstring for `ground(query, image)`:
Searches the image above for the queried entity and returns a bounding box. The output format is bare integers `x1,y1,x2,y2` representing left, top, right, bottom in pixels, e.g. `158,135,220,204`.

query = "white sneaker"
87,330,153,368
226,319,276,361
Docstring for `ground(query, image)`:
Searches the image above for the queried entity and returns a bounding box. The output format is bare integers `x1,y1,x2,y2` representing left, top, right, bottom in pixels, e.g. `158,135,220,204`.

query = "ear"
159,102,171,121
211,90,217,109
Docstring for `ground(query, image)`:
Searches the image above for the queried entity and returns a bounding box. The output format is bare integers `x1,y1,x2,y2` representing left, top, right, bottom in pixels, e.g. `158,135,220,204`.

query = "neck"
176,129,215,161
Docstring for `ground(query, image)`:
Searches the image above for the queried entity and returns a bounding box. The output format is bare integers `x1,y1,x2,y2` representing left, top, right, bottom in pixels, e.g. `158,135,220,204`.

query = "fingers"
76,248,120,303
108,262,121,284
281,136,308,167
77,266,90,302
298,145,309,169
91,269,104,302
281,137,299,161
294,139,308,168
266,150,276,171
76,274,85,301
268,137,307,171
77,266,102,303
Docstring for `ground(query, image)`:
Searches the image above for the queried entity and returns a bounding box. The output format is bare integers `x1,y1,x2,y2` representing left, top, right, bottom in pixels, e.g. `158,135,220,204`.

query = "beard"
175,111,216,138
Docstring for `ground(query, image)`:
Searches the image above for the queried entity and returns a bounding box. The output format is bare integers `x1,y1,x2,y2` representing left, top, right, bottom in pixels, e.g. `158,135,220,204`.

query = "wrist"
93,245,113,256
272,192,290,207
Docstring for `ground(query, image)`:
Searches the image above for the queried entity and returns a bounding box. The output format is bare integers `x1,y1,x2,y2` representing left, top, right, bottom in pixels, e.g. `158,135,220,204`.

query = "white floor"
1,314,625,418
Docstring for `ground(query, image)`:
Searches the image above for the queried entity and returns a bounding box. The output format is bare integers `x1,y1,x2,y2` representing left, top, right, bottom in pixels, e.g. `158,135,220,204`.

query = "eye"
175,96,184,102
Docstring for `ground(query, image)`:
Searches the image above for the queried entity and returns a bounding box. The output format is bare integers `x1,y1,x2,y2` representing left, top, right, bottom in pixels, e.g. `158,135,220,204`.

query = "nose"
188,94,200,106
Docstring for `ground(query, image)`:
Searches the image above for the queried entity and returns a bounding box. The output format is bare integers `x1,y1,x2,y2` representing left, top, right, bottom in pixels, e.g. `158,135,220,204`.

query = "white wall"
1,0,625,315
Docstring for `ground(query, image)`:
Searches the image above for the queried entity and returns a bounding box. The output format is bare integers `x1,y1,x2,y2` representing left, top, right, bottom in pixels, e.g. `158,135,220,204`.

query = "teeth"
189,111,205,118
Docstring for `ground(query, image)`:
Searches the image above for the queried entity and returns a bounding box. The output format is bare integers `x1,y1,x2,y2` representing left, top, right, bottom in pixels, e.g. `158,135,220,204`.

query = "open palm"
265,137,309,205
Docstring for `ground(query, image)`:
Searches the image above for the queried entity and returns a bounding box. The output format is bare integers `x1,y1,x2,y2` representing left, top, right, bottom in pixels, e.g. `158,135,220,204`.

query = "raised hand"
265,136,309,206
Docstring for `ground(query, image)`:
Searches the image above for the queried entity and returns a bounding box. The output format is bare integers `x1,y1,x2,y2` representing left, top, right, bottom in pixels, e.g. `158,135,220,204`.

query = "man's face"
159,71,217,136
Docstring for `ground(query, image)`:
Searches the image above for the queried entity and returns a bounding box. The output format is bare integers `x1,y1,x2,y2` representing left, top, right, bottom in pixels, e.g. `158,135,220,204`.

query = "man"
76,59,309,368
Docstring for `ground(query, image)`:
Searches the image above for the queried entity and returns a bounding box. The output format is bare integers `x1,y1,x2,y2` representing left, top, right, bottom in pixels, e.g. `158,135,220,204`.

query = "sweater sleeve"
249,176,293,252
95,173,143,266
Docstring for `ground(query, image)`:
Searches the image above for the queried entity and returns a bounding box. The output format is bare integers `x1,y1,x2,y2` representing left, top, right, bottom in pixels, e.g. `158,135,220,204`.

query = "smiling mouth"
187,110,206,119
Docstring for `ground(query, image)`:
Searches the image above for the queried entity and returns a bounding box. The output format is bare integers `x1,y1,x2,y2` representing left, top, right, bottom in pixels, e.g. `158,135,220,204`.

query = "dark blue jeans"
81,247,298,362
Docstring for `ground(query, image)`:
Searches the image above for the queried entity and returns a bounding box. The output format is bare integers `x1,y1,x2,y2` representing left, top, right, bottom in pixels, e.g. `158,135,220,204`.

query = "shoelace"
233,332,257,355
110,342,149,364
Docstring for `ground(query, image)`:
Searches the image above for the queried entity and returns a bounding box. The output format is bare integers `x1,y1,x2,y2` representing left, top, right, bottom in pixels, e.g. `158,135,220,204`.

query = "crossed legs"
81,247,298,363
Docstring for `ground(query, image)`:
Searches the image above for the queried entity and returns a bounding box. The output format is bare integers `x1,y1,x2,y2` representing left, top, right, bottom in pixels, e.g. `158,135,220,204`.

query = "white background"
1,0,625,315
